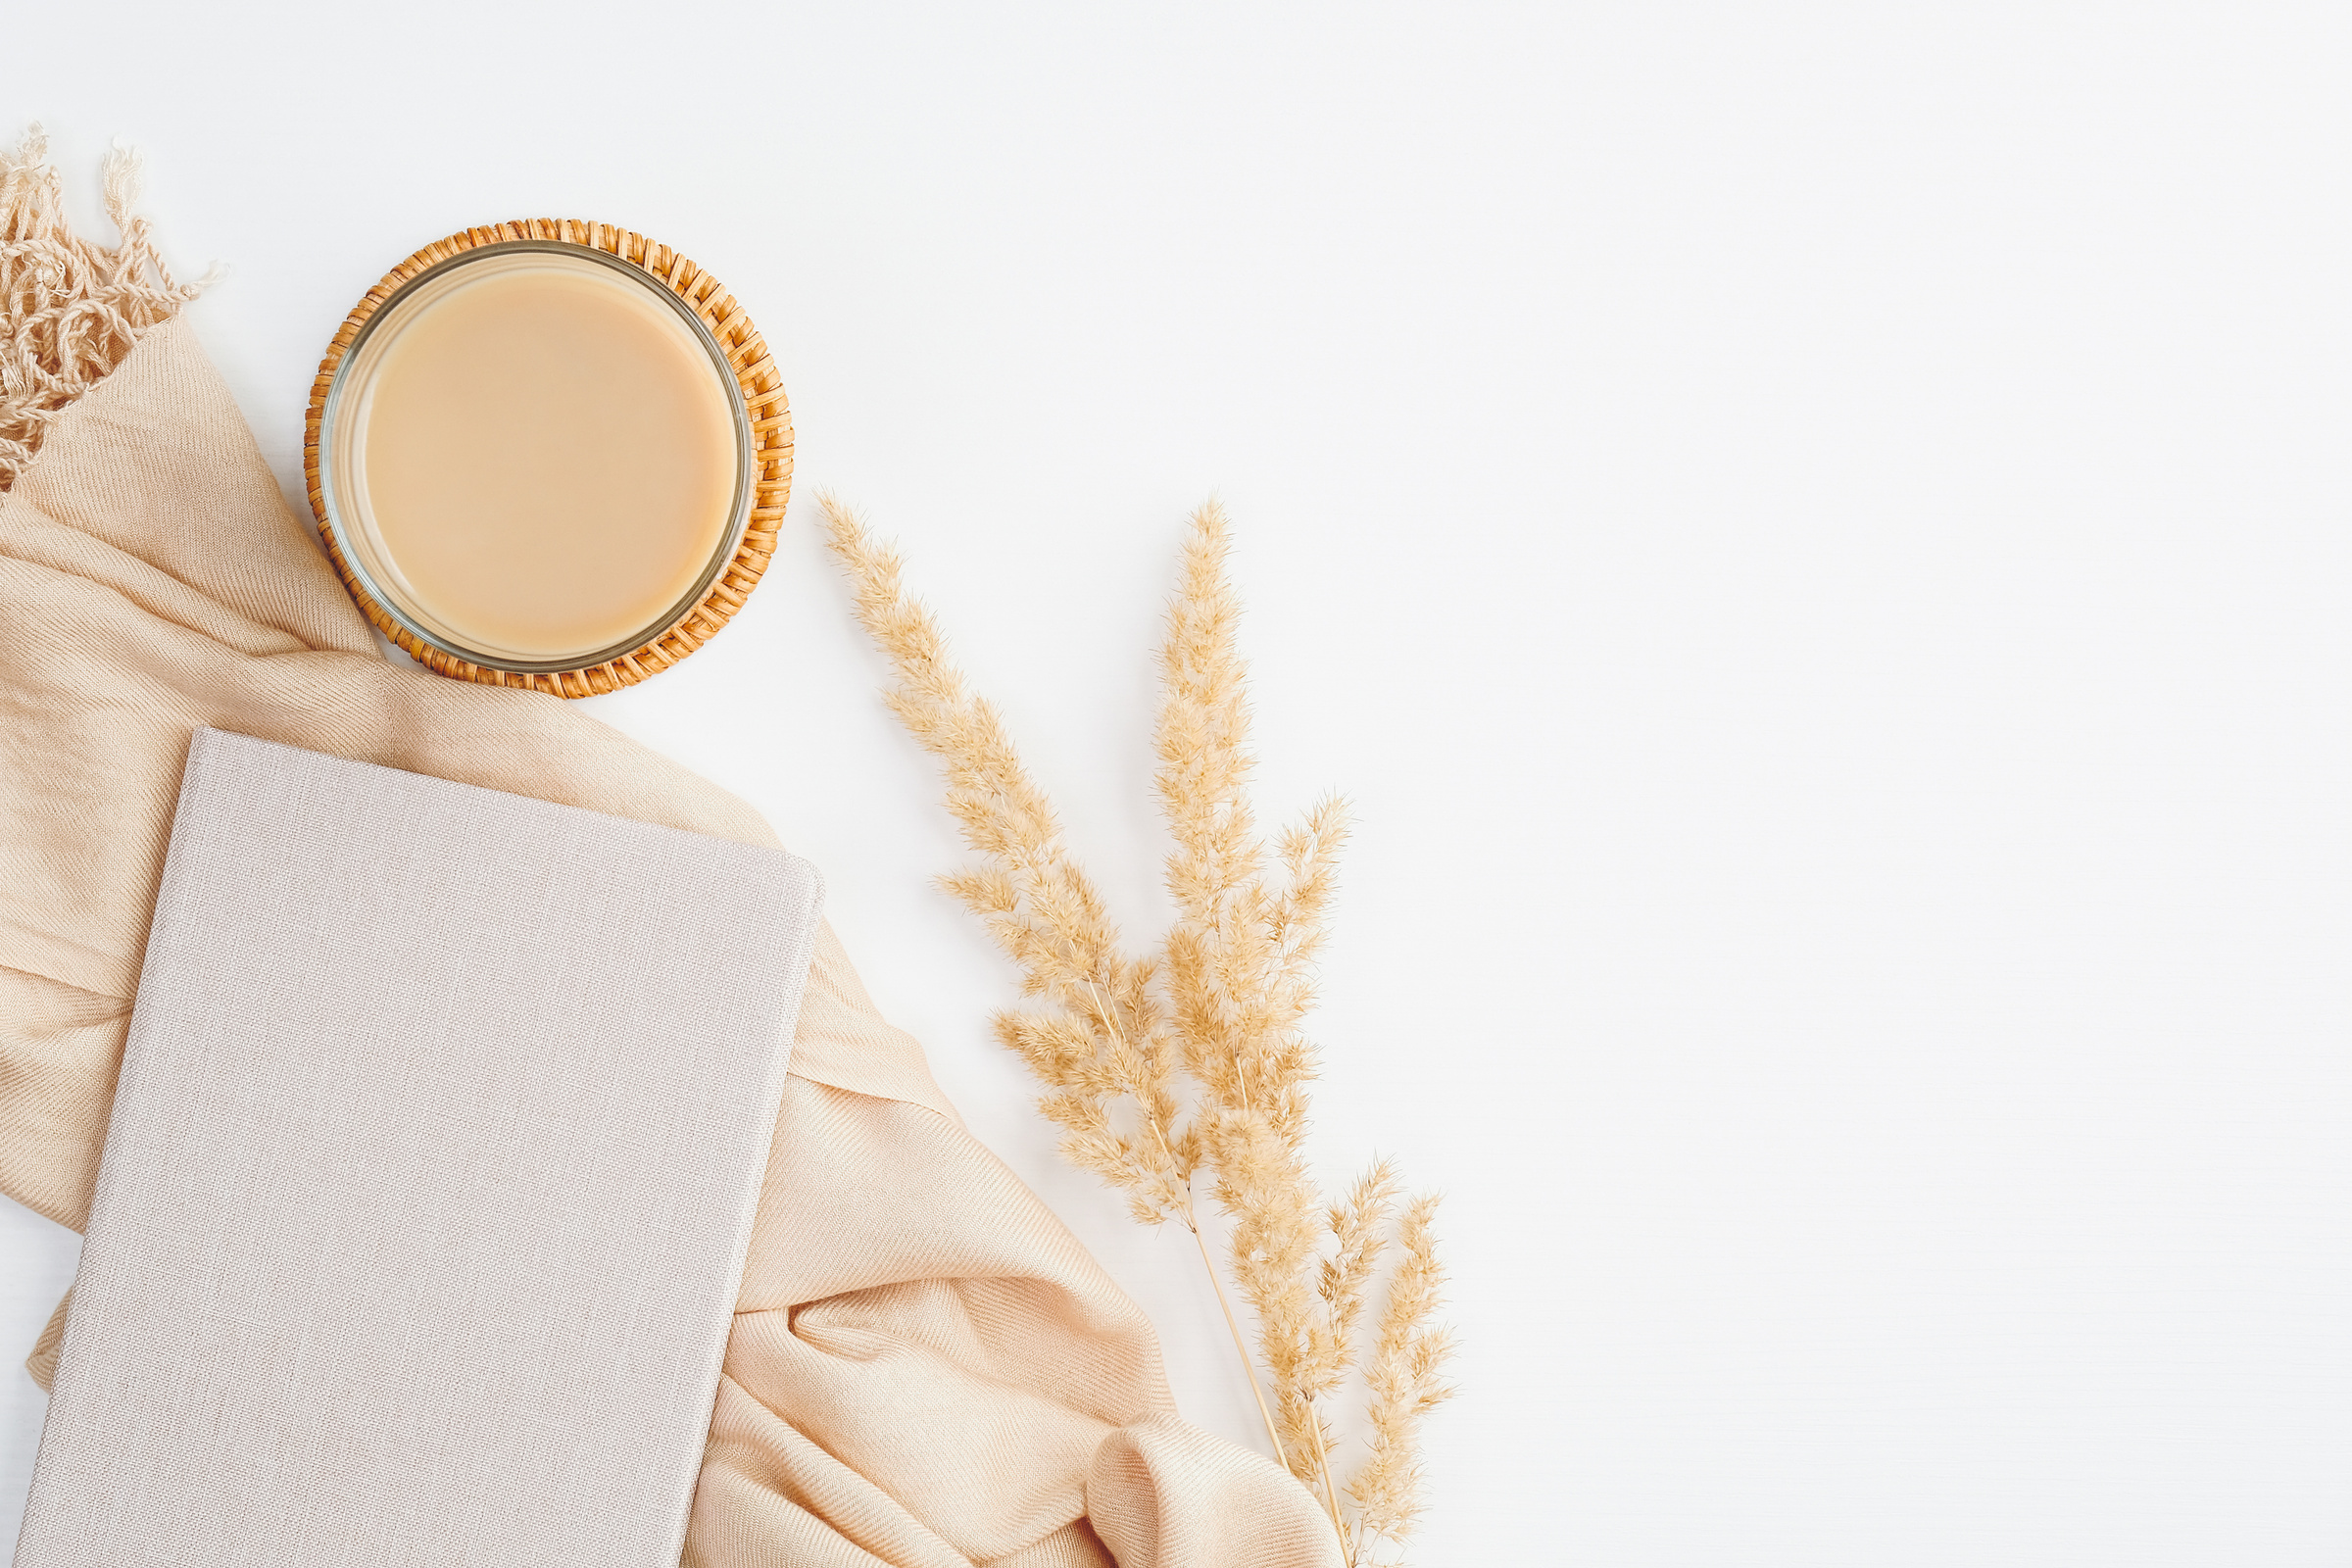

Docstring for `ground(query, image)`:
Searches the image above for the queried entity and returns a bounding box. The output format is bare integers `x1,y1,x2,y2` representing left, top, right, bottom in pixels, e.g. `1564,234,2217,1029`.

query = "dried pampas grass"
824,497,1456,1566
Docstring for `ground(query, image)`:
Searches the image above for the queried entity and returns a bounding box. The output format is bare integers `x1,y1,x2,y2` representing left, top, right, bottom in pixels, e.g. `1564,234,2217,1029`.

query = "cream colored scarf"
0,129,1339,1568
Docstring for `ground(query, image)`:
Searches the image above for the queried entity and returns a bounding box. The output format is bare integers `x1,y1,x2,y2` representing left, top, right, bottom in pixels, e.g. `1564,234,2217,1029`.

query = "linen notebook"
14,729,821,1568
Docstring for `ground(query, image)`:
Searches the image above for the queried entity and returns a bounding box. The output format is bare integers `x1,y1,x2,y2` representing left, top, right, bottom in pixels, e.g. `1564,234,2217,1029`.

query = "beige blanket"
0,145,1337,1566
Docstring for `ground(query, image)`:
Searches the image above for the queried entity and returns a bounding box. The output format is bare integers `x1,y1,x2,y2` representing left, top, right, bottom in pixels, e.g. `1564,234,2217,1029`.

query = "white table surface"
6,6,2351,1563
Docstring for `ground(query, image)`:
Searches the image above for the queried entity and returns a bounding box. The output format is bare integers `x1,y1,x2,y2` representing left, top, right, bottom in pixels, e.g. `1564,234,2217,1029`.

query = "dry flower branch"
823,495,1456,1565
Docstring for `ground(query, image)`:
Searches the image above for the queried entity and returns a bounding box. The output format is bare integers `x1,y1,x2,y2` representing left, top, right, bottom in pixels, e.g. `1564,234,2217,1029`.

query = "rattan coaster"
303,220,791,698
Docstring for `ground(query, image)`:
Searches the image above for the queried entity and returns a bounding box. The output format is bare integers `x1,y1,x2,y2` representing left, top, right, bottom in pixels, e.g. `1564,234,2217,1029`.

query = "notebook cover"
14,729,820,1568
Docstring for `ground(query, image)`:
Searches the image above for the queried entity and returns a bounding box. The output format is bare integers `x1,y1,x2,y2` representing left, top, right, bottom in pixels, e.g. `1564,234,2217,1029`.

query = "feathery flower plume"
823,495,1456,1565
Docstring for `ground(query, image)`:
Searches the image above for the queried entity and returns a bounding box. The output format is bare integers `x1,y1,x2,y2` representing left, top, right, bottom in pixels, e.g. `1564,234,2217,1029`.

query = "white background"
6,5,2351,1562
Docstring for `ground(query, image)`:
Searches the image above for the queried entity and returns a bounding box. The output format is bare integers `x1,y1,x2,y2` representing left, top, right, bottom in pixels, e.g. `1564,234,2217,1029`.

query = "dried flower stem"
823,495,1456,1564
1087,974,1290,1470
1189,1204,1287,1468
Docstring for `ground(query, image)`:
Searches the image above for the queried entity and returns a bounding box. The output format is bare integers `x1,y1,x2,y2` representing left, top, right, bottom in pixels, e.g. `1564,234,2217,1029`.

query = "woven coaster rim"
302,220,792,699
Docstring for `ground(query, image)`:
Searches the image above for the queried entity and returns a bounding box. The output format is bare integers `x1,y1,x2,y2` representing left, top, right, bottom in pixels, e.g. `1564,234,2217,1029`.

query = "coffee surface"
358,260,737,662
